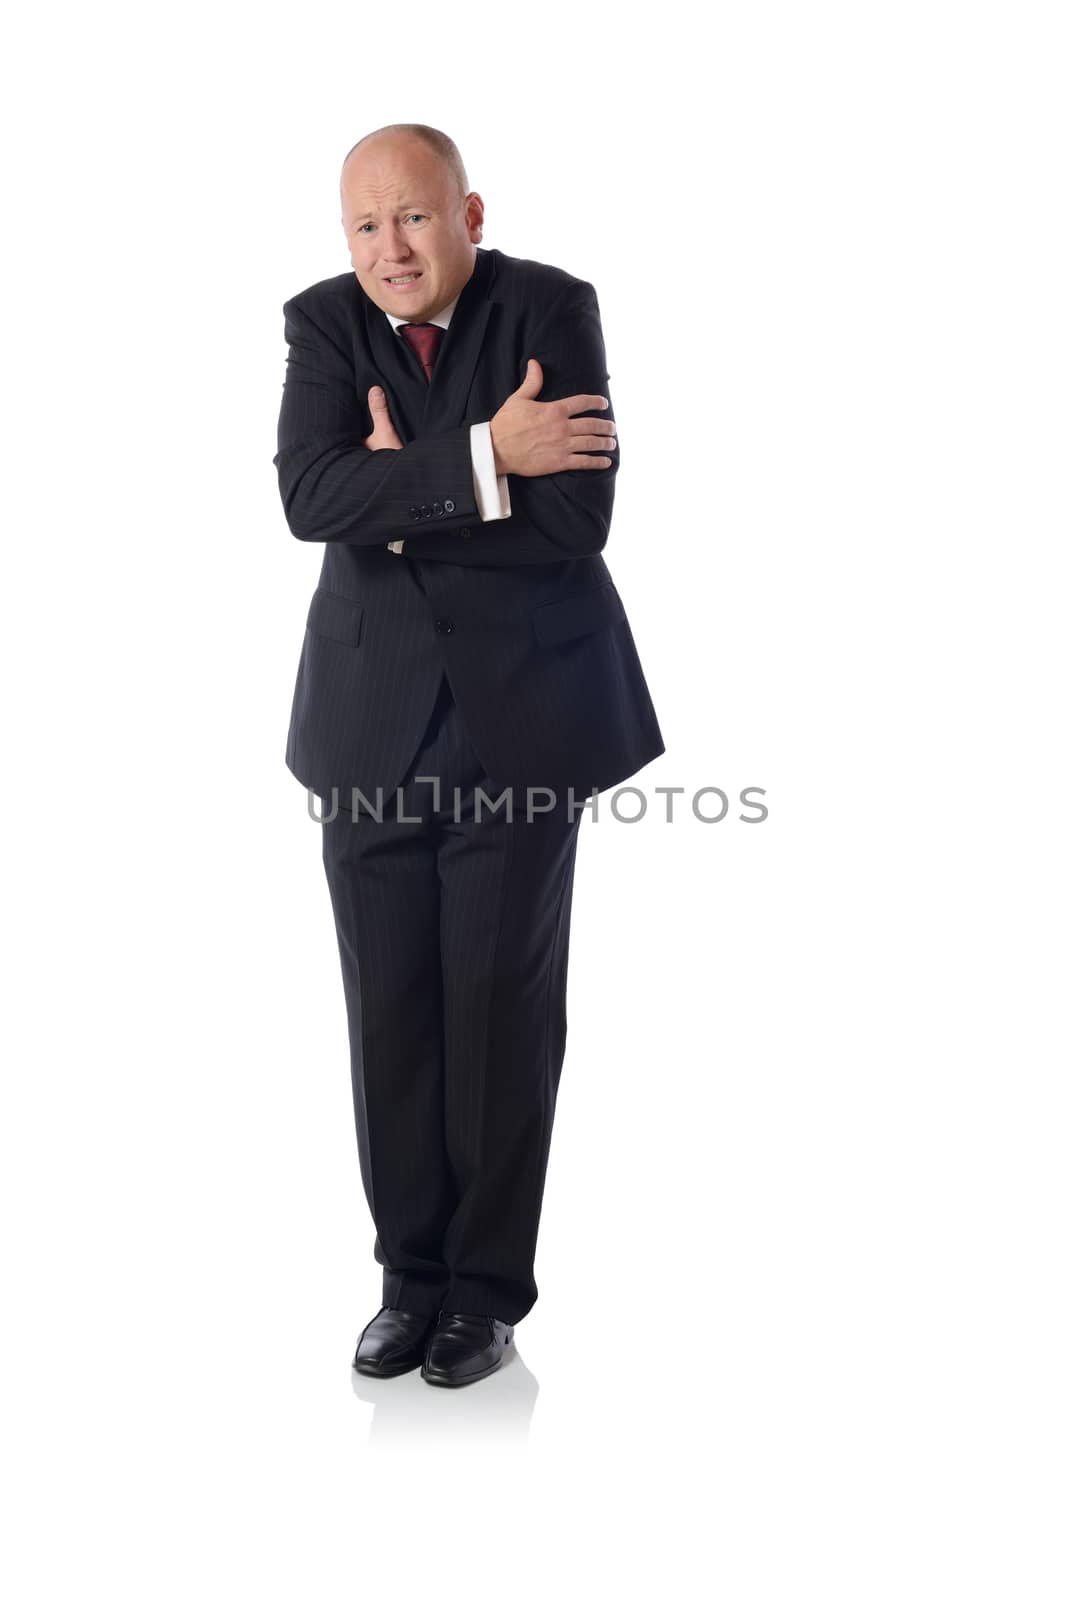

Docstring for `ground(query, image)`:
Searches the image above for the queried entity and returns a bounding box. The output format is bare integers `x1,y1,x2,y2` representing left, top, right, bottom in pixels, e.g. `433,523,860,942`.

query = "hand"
362,386,403,451
488,358,617,477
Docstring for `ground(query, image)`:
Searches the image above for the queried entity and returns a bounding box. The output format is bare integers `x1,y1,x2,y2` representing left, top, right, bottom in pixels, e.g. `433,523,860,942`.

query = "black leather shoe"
352,1307,438,1377
420,1312,514,1387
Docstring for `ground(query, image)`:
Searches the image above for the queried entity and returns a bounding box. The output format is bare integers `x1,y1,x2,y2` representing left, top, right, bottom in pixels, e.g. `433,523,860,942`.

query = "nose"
379,220,412,263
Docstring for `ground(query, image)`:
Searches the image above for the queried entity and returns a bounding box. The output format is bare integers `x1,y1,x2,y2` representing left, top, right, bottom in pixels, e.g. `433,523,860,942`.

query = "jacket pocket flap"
532,582,623,648
307,587,364,647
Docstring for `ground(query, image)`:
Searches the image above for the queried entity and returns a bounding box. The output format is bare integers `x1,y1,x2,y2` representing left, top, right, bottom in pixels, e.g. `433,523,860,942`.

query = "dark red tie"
398,321,443,383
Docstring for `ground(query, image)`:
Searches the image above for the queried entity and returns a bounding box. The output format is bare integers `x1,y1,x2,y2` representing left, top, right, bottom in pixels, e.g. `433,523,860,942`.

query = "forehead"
341,140,446,214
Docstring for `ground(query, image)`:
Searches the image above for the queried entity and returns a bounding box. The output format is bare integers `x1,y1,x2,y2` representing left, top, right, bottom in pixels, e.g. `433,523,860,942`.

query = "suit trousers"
320,668,583,1326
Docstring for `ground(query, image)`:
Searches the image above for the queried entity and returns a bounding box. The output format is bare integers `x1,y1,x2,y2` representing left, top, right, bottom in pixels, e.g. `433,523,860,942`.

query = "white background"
3,2,1065,1594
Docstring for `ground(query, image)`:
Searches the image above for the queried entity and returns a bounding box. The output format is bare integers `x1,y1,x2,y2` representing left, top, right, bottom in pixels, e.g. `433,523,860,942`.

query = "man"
274,123,664,1387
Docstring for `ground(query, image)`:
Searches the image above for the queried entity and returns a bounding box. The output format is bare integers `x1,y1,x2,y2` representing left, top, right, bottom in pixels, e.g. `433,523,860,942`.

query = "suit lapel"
362,247,497,440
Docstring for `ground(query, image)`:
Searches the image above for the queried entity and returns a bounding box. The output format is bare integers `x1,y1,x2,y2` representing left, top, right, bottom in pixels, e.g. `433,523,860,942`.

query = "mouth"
384,272,423,287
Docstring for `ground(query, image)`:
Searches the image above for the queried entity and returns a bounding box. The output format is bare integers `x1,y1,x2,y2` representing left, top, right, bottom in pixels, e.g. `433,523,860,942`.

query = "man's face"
340,136,484,322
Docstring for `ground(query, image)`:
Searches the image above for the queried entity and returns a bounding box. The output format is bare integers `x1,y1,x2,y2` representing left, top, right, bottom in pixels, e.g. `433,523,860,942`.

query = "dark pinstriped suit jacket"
274,245,665,803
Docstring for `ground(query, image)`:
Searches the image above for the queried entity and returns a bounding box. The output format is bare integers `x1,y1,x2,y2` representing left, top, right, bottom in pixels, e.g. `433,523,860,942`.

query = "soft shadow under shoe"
421,1312,514,1387
353,1307,438,1377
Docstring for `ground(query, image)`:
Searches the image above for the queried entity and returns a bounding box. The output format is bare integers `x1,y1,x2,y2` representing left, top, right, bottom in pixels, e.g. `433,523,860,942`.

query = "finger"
560,453,614,470
570,435,617,452
518,358,543,394
368,385,390,411
560,394,611,417
568,418,617,436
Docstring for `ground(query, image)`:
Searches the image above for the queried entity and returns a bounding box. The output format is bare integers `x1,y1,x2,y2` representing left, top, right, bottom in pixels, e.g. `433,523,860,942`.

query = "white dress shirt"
383,294,511,554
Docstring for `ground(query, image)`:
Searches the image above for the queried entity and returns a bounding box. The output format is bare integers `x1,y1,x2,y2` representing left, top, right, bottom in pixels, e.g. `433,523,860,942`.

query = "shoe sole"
420,1356,504,1387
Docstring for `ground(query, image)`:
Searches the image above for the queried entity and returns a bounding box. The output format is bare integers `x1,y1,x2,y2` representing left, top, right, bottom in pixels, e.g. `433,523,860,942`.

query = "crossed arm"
272,278,620,566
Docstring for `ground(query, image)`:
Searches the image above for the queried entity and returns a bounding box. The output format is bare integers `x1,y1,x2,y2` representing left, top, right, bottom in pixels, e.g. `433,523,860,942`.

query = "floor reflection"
349,1339,538,1448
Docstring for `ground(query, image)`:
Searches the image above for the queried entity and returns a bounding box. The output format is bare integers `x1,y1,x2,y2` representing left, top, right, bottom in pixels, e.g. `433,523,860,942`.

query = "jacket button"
432,502,443,516
434,617,454,635
444,498,456,512
408,506,420,520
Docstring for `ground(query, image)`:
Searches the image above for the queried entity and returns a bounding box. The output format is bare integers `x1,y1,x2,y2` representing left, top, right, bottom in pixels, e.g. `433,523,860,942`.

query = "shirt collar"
384,292,460,335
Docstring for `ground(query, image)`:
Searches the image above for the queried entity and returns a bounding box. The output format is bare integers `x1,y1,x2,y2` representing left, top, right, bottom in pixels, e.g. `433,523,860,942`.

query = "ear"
465,192,486,243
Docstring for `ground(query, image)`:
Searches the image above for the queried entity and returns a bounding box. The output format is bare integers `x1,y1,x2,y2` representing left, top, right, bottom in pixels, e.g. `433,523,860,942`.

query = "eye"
356,214,427,235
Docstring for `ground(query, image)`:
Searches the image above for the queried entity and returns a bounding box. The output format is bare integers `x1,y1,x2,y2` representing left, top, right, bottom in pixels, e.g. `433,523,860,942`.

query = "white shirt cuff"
470,422,511,520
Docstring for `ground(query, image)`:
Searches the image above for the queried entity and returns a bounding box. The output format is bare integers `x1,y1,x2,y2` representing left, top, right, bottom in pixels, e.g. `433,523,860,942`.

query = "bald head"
341,123,469,207
339,124,484,322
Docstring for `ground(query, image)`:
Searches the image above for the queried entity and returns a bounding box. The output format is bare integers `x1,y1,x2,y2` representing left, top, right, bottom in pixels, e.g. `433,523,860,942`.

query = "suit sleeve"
273,296,480,545
407,277,619,567
273,280,618,565
386,421,509,555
